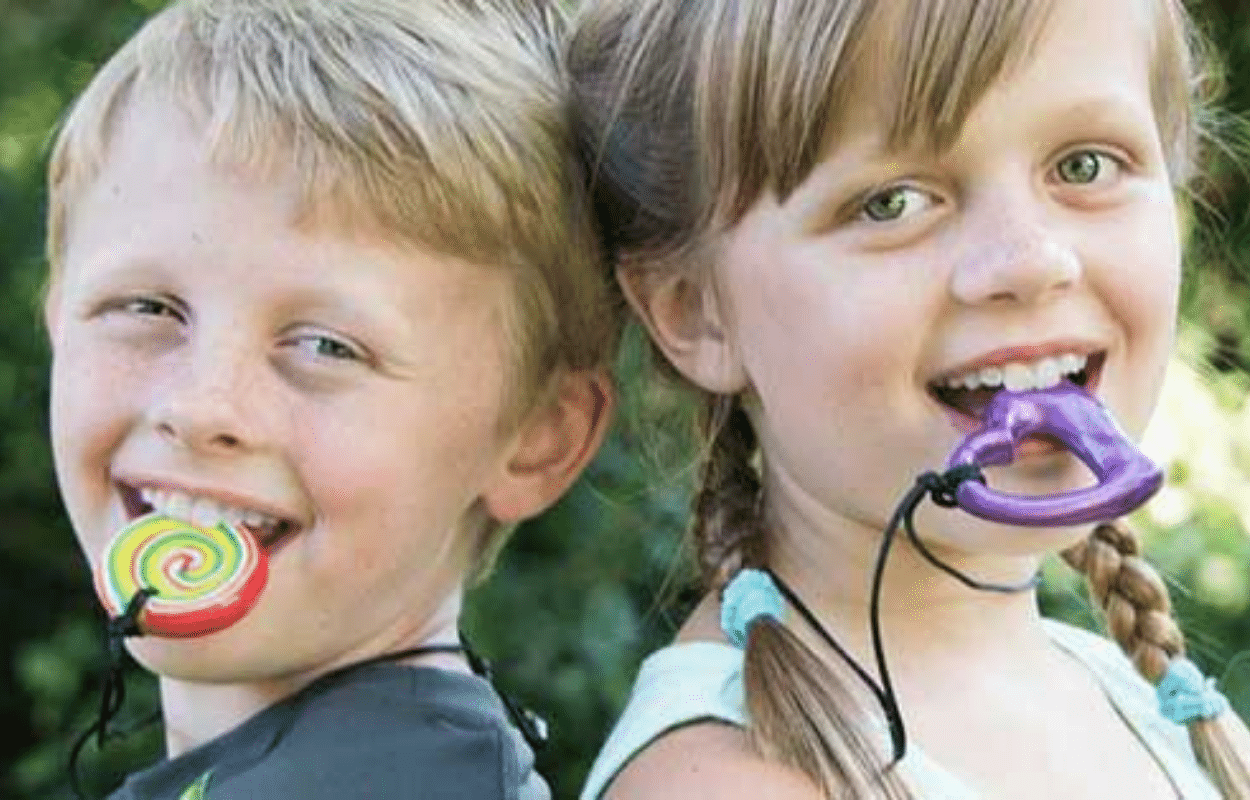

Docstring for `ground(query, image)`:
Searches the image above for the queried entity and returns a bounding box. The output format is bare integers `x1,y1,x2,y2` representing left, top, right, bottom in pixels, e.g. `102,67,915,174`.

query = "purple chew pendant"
945,381,1163,526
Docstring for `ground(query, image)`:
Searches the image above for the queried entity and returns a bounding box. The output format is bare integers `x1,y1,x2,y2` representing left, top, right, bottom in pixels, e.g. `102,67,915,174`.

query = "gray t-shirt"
107,663,550,800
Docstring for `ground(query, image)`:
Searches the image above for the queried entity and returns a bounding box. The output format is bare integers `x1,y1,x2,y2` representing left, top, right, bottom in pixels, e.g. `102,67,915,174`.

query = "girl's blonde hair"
47,0,622,571
568,0,1249,795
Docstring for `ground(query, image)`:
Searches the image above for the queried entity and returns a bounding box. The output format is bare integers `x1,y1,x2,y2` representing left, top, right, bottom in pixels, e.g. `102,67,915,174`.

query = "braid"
692,396,766,587
1063,522,1250,799
1060,522,1182,680
692,395,913,797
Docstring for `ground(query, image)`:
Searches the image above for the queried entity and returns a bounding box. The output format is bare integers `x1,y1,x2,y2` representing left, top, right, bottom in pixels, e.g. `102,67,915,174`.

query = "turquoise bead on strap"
1157,657,1229,725
720,569,786,649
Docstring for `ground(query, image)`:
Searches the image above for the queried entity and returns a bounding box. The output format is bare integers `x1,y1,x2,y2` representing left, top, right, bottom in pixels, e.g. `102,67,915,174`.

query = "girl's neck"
758,471,1058,683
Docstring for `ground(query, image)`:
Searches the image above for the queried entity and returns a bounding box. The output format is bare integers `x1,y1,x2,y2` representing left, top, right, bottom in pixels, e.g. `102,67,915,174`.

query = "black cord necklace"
68,593,546,800
767,465,1039,767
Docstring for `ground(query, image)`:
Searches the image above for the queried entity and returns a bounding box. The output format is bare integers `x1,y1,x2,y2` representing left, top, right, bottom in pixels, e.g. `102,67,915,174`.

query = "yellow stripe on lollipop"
97,513,268,638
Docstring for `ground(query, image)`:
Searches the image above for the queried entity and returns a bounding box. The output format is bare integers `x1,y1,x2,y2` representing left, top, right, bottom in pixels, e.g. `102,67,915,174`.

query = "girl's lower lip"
1013,435,1067,460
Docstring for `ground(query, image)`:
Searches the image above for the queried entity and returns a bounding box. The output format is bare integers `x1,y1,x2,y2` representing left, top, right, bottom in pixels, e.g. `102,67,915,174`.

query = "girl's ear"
481,368,614,523
617,264,747,394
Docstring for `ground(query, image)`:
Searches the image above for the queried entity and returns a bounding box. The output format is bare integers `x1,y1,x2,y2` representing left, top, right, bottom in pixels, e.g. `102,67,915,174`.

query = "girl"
569,0,1250,798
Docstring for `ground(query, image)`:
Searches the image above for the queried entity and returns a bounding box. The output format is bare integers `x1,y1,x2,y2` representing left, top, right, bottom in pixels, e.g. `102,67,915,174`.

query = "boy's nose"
948,208,1081,307
148,342,260,456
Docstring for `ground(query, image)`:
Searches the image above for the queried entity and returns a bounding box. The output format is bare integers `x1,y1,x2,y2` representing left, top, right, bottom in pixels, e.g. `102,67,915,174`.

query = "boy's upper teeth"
945,353,1087,392
138,487,283,532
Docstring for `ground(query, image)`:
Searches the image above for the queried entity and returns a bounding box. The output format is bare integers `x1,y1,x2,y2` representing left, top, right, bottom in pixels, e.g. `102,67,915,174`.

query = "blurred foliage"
3,1,1250,799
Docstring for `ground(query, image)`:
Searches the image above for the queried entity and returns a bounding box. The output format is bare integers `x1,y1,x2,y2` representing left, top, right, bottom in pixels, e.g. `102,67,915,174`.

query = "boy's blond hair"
47,0,619,570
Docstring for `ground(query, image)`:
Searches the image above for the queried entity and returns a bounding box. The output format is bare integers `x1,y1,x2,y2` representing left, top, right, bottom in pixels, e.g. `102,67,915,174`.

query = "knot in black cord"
917,464,985,508
778,462,1033,771
69,588,156,800
106,587,155,646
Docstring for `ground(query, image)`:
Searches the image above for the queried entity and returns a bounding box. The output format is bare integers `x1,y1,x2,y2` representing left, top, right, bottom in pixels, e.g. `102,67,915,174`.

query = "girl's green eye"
1056,151,1105,184
860,186,932,223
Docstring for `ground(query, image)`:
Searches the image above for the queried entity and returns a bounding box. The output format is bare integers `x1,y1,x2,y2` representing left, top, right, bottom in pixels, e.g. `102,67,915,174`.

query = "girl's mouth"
928,351,1106,425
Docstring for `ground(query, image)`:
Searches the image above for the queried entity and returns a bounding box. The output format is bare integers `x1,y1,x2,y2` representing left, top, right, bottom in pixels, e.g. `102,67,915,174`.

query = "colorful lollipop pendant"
95,513,268,638
946,381,1163,526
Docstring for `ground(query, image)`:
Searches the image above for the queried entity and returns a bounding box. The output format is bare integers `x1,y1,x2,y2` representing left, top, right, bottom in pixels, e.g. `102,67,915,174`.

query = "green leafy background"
2,1,1250,798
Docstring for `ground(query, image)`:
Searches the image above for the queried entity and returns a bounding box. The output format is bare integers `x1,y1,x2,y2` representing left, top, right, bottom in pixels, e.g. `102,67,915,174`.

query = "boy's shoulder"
243,665,548,799
111,665,549,800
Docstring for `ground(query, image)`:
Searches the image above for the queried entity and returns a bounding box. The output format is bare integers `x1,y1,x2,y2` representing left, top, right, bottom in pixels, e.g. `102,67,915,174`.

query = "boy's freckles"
49,96,522,685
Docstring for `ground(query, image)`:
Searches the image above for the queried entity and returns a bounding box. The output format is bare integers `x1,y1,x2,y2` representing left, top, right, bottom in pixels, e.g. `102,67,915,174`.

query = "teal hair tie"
720,569,785,649
1157,657,1229,725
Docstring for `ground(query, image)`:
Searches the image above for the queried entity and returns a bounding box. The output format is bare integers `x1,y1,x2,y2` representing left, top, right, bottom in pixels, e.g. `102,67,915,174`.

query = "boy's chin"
124,626,310,687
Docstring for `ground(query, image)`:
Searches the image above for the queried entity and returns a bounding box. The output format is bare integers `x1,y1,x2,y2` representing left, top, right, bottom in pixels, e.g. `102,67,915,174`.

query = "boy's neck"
157,592,467,757
159,677,296,757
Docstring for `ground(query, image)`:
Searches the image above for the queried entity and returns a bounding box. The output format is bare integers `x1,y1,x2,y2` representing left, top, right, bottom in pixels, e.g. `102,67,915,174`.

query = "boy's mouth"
928,351,1105,425
118,483,301,553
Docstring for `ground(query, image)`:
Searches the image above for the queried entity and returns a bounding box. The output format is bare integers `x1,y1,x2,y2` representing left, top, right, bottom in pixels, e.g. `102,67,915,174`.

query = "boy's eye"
121,296,181,318
288,333,363,362
859,185,935,223
1054,149,1117,185
98,295,185,325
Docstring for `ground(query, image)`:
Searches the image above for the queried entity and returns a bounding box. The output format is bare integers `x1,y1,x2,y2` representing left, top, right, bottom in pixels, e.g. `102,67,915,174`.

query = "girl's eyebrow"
1033,94,1157,132
786,93,1160,230
785,136,925,220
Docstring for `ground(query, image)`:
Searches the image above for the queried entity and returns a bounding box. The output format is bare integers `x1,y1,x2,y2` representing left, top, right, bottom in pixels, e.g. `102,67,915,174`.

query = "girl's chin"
912,502,1096,561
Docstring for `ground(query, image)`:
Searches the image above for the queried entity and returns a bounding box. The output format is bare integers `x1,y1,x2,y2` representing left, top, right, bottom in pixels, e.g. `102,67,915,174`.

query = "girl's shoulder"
579,636,817,800
601,718,821,800
1040,618,1159,708
1041,617,1214,794
581,640,749,800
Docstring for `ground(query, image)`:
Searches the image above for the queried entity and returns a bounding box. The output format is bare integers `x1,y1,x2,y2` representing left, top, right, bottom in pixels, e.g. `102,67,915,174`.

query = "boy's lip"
114,479,305,553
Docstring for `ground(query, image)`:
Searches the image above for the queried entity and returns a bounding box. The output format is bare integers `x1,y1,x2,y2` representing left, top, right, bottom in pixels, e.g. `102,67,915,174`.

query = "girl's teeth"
1037,358,1062,387
1003,363,1032,391
944,354,1089,392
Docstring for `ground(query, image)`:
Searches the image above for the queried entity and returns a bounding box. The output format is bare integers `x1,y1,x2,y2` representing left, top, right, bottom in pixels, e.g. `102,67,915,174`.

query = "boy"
43,1,617,797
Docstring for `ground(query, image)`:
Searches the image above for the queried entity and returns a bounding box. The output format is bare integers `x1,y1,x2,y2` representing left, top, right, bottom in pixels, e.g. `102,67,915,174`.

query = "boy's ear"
482,368,614,523
617,264,746,394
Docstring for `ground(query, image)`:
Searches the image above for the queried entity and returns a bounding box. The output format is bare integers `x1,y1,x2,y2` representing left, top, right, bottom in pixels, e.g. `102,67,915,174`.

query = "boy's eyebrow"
61,257,169,293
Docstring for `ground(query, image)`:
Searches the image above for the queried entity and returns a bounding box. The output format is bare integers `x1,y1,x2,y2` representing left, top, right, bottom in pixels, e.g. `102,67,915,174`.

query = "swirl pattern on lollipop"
96,514,268,638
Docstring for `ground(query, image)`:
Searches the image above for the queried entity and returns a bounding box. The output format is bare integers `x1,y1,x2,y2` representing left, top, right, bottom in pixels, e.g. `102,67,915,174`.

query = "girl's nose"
949,211,1082,307
149,341,260,456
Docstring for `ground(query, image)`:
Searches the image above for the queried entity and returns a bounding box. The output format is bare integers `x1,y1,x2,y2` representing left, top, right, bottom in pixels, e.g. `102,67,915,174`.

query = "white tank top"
581,620,1219,800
